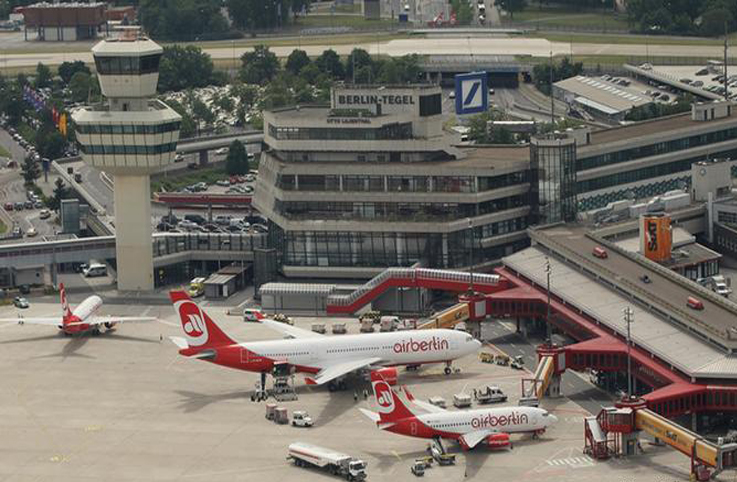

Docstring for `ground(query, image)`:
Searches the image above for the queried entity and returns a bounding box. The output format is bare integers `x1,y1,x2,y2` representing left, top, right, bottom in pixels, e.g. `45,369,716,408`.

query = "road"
483,318,616,416
1,35,734,69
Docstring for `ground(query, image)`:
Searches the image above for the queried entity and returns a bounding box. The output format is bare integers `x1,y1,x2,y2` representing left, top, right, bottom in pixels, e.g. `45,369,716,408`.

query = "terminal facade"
254,85,737,278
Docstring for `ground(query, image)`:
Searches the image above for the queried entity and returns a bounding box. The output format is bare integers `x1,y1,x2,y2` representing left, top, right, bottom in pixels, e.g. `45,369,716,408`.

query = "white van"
83,263,107,278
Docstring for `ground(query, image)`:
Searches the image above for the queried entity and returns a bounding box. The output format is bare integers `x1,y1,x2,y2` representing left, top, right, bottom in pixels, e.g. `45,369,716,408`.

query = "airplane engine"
373,367,398,386
104,322,117,330
485,433,511,450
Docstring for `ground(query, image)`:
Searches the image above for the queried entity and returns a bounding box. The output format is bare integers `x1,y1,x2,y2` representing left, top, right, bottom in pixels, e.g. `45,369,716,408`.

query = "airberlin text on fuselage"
393,336,449,354
471,412,529,429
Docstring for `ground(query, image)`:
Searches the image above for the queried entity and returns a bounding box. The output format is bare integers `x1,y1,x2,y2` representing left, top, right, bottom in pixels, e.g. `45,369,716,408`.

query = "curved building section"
72,30,181,290
253,85,532,278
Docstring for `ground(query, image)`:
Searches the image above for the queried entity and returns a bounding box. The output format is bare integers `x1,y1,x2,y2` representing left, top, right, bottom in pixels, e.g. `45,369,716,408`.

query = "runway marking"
392,450,401,461
545,456,594,469
49,454,68,463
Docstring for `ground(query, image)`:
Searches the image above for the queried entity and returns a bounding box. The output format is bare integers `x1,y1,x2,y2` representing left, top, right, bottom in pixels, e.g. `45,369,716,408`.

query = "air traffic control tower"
72,29,181,290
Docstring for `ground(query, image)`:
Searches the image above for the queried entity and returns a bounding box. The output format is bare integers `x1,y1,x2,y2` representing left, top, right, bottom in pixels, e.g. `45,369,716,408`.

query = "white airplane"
0,283,156,335
360,371,558,450
169,290,482,392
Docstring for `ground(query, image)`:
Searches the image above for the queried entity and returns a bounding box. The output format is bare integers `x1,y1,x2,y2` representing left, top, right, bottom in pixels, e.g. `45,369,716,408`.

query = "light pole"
468,218,474,294
545,256,552,343
623,306,634,400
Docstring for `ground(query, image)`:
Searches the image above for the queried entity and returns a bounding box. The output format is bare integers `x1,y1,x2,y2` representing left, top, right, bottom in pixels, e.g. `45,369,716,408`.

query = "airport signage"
455,72,488,115
336,94,416,106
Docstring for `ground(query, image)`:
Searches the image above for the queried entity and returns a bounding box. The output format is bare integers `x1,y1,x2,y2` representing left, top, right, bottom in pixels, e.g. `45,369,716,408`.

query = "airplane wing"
0,317,61,326
87,316,157,325
306,357,382,386
260,318,324,339
459,429,498,449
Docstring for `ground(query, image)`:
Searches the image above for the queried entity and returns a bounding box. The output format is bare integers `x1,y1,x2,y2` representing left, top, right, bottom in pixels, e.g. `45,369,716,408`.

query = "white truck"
288,442,367,481
291,410,313,427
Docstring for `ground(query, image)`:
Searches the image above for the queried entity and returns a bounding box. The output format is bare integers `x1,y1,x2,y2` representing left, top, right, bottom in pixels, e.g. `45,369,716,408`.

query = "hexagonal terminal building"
72,29,181,291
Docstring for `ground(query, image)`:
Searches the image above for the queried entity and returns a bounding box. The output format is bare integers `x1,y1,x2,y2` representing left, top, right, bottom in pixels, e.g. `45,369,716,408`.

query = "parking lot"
0,301,697,482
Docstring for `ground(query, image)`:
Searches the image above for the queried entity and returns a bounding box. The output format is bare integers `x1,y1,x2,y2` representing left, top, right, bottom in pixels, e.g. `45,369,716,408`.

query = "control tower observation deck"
72,29,181,290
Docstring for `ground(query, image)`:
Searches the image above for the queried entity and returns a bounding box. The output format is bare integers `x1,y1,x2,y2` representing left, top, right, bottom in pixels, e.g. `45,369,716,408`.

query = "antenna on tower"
725,20,730,101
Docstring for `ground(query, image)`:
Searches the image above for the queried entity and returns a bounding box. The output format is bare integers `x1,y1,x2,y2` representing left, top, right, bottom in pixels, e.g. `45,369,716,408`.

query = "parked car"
13,202,24,211
13,296,29,308
215,180,230,187
215,147,228,155
174,153,184,163
33,201,43,209
215,215,231,225
3,202,13,211
25,227,37,237
161,214,179,225
23,200,33,209
184,214,207,225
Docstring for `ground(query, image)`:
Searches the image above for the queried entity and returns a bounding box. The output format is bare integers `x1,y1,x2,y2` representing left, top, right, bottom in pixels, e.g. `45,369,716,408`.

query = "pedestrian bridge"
0,232,267,269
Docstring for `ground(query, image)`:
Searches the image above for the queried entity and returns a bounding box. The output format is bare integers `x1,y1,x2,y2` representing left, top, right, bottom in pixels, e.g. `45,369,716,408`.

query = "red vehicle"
3,202,13,211
687,296,704,310
592,246,608,259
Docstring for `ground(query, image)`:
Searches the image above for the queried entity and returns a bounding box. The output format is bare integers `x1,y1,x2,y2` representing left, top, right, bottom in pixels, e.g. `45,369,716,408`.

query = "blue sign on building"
454,72,488,115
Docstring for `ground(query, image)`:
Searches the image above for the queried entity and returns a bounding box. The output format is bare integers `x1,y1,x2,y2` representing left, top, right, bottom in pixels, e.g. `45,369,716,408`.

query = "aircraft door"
411,421,418,436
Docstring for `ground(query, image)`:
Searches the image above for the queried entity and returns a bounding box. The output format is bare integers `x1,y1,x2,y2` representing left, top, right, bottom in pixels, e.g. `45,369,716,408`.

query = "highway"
1,35,733,69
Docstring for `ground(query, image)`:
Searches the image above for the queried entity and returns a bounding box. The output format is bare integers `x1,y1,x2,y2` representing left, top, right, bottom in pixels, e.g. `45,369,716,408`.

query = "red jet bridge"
325,267,509,315
155,192,252,207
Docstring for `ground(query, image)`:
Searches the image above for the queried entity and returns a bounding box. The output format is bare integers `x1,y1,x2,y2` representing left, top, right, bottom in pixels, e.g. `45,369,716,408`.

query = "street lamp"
545,256,552,343
468,218,474,294
623,306,634,400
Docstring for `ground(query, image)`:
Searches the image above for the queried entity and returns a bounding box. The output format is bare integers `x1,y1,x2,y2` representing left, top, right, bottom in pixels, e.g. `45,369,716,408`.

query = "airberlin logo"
177,301,209,346
373,381,395,414
393,336,449,354
471,412,528,429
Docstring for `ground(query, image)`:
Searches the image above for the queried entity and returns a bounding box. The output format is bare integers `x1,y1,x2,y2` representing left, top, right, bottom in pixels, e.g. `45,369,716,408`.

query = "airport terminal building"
254,85,737,278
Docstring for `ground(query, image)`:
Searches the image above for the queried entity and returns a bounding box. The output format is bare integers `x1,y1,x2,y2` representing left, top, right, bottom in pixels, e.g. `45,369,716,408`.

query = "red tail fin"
169,291,236,348
59,283,72,319
371,371,416,423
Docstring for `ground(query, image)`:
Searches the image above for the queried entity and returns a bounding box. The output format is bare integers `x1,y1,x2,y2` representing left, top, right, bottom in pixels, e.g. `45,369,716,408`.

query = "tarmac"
0,298,711,481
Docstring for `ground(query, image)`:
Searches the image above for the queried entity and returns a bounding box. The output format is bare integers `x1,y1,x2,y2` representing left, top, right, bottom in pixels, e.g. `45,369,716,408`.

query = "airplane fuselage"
181,329,480,375
61,295,103,334
386,406,555,441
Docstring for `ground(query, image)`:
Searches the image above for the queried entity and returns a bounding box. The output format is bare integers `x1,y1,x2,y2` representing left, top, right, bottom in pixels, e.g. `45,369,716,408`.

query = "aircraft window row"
327,346,387,354
264,352,308,357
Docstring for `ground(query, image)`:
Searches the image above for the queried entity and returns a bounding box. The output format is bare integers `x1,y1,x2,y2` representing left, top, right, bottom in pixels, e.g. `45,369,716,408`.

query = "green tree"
2,90,25,127
158,45,216,93
450,0,474,24
166,99,196,138
58,60,90,84
345,48,372,83
68,71,92,103
315,49,344,79
240,45,280,85
49,177,69,211
285,49,310,76
36,130,66,160
138,0,228,41
35,63,52,89
261,74,294,109
21,156,40,185
225,139,248,175
700,3,734,37
190,98,215,134
227,0,307,30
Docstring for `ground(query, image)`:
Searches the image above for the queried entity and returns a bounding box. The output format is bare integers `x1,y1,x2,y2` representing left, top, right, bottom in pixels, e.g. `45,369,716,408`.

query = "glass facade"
577,126,737,171
268,122,413,141
531,137,577,224
269,223,530,269
76,121,180,135
94,54,162,75
80,142,177,155
275,195,527,222
275,172,528,193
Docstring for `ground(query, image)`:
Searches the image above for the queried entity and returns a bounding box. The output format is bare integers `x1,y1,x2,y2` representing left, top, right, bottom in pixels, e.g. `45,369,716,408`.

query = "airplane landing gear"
444,361,453,375
327,379,347,392
251,372,268,402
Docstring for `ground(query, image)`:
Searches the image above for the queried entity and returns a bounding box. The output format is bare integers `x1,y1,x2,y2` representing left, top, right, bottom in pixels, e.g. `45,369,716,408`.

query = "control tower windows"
94,53,162,75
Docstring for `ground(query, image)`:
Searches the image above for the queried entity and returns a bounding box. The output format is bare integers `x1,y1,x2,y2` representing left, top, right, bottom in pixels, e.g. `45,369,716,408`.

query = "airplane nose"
474,339,482,350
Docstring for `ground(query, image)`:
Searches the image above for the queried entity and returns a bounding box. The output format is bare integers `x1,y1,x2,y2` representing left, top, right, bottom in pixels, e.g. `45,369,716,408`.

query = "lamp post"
468,217,474,294
623,306,634,400
545,256,551,343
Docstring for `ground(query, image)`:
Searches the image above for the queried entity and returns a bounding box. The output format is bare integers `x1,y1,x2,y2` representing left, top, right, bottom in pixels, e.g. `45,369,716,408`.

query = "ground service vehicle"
83,263,107,278
243,308,263,322
311,323,326,334
479,352,494,363
474,386,507,404
332,323,347,334
453,393,472,408
292,410,313,427
274,407,288,424
288,442,367,481
411,459,425,476
511,356,524,370
188,277,206,298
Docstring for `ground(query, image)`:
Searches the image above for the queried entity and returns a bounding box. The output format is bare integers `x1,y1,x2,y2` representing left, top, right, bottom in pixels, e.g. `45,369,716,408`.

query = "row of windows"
577,127,737,171
94,54,162,75
80,142,177,155
77,121,181,135
326,346,392,354
276,197,527,222
718,211,737,225
276,172,527,194
268,122,413,141
577,158,695,193
578,176,689,212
